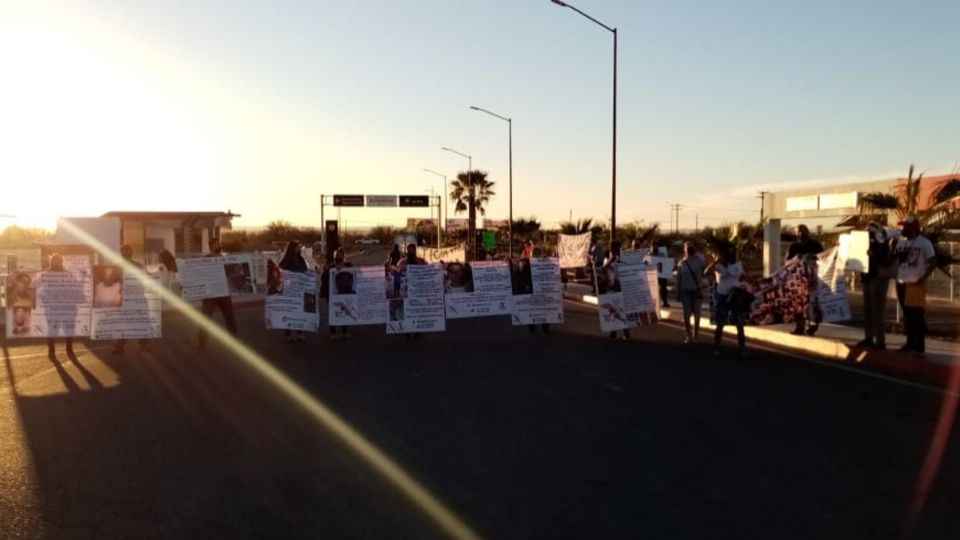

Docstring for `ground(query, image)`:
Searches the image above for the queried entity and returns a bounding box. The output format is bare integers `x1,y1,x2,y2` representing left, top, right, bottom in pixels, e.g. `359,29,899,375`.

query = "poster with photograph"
33,265,93,338
557,232,591,269
328,266,387,326
265,268,320,331
5,271,38,338
177,254,255,300
596,263,658,332
645,255,676,280
91,269,163,339
511,257,564,326
444,260,512,318
386,264,445,334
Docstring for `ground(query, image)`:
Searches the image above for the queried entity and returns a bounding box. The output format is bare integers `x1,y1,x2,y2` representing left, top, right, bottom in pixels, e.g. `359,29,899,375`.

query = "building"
100,211,239,259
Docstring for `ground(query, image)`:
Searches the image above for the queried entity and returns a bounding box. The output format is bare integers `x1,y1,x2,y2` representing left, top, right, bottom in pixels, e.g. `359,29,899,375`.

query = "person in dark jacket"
857,222,895,349
45,254,75,358
279,241,309,342
787,224,824,335
321,247,353,339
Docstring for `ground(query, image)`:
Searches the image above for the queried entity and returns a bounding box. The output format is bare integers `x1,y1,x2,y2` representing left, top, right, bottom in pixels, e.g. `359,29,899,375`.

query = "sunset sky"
2,0,958,231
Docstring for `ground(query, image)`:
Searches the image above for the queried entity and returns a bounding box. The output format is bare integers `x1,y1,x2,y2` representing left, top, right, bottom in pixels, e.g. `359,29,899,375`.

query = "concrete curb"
563,291,954,388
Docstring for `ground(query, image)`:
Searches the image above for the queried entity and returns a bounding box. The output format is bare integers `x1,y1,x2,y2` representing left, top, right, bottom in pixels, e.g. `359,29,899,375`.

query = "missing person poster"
178,255,255,301
33,266,93,338
511,257,564,326
5,271,39,338
596,263,659,332
816,247,851,323
645,255,676,280
328,266,387,326
91,268,163,339
386,264,445,334
266,268,320,331
444,260,512,318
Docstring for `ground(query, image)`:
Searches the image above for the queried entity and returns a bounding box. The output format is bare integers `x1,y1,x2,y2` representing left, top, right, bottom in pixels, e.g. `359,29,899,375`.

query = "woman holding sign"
705,246,749,359
321,248,353,340
279,241,309,342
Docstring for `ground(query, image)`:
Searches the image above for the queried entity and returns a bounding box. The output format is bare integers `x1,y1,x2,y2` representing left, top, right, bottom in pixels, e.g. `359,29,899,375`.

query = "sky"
1,0,958,232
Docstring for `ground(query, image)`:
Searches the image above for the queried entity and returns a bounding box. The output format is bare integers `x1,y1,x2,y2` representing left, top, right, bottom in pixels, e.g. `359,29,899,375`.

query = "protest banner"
387,264,445,334
91,270,163,339
5,271,39,338
30,265,93,338
511,257,564,325
815,247,852,323
177,254,255,301
557,232,591,269
645,255,676,280
265,268,320,331
741,258,809,326
420,245,466,264
444,260,512,318
328,266,387,326
596,262,658,332
619,249,648,265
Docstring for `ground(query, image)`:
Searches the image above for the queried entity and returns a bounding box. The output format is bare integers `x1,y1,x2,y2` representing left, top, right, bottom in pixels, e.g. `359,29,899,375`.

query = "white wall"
144,225,175,253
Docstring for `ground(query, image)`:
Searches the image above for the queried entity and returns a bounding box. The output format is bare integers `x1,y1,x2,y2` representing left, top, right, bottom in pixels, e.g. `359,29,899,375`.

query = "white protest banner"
420,245,465,264
177,255,255,301
92,269,162,339
816,247,851,323
511,257,564,325
557,232,591,269
619,249,648,265
645,256,676,280
838,231,870,273
328,266,387,326
266,269,320,331
444,260,512,319
33,267,93,338
387,264,445,334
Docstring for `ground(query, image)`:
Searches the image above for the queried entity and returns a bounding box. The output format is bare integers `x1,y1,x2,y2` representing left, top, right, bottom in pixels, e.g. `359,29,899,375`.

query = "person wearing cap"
787,224,824,336
857,223,896,349
894,215,936,356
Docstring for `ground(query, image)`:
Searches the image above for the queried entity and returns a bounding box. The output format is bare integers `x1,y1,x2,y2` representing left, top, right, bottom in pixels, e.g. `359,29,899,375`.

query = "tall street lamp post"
550,0,617,243
469,105,513,258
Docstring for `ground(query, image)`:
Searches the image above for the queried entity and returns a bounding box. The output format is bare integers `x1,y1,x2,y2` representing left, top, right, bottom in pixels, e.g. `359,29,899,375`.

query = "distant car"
354,238,381,245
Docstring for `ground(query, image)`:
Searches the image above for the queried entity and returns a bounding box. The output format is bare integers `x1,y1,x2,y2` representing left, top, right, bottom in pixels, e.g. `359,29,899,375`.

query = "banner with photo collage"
387,264,446,334
510,257,564,325
177,255,256,301
444,260,512,318
264,263,320,332
596,262,659,333
328,266,388,327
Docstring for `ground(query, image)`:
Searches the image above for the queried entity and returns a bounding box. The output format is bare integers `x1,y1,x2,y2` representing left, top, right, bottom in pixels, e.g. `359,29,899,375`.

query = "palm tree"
858,164,960,273
559,217,594,235
450,169,495,260
511,216,541,243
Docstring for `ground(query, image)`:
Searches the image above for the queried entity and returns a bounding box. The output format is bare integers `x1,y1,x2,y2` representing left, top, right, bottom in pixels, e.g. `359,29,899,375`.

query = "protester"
521,240,535,259
386,244,403,266
603,240,630,341
397,243,426,340
321,247,353,339
650,240,672,308
197,238,238,350
516,246,551,335
857,223,896,350
894,215,937,356
675,241,707,343
279,240,309,342
705,246,748,358
112,244,151,353
45,254,75,358
588,237,605,293
787,224,824,335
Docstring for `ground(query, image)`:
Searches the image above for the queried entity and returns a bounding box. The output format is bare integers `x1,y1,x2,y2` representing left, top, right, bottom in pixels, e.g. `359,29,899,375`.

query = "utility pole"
758,191,769,223
668,203,682,233
695,213,699,231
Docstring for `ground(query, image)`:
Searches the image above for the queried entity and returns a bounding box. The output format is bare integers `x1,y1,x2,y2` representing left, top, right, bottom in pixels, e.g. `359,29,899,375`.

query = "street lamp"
549,0,618,244
441,147,475,259
470,105,514,258
423,168,448,246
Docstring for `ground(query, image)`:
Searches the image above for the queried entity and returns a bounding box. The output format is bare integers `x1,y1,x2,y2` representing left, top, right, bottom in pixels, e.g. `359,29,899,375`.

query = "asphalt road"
0,300,957,539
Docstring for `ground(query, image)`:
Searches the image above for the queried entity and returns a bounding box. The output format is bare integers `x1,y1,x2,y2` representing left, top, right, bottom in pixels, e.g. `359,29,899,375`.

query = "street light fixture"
549,0,618,244
440,147,475,259
423,168,448,246
469,105,514,258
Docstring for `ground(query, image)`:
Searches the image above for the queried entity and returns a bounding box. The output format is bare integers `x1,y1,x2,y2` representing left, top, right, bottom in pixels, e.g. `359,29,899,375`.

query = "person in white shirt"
894,215,937,355
705,246,748,358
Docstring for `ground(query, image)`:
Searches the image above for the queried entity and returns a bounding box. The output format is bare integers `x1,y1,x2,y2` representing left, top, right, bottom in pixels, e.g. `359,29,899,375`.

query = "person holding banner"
894,215,936,356
675,241,707,344
279,241,309,342
45,254,76,358
111,245,152,354
787,224,823,336
706,247,749,359
602,240,630,340
321,247,353,339
197,238,238,350
396,244,427,340
652,240,671,308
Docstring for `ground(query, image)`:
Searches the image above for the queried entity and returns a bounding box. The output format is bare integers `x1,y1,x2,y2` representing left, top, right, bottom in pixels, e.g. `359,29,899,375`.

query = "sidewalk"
563,282,959,387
